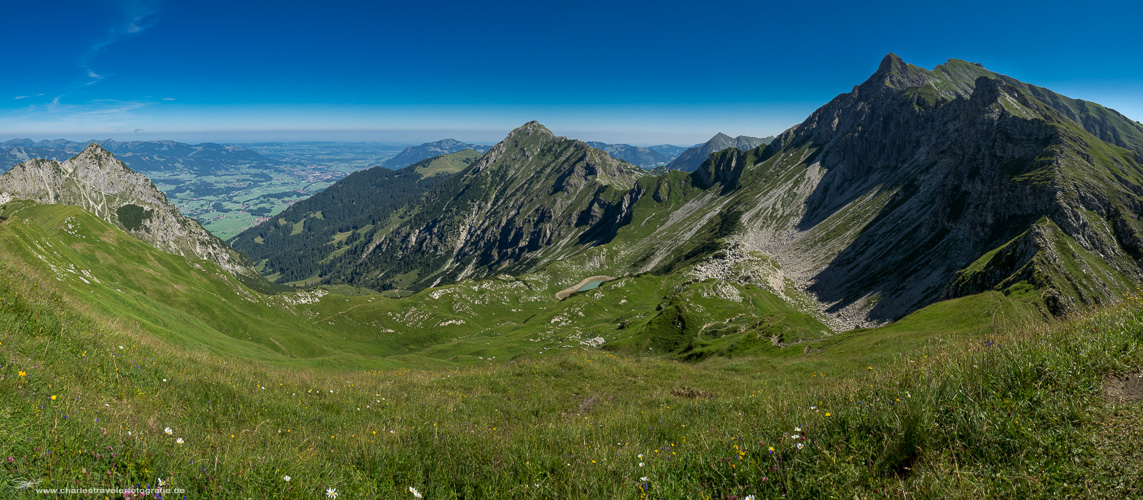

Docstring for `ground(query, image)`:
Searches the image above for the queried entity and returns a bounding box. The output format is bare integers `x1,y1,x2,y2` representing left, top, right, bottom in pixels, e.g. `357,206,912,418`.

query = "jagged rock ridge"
0,144,258,279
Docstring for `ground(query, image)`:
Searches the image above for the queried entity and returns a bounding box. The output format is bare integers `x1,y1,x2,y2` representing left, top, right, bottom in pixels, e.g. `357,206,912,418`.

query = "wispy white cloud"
15,96,28,100
80,99,151,116
81,0,162,86
85,70,104,85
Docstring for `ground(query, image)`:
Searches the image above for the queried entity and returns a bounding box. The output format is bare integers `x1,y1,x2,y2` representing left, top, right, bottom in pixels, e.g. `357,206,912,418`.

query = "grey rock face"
0,143,256,278
725,54,1143,325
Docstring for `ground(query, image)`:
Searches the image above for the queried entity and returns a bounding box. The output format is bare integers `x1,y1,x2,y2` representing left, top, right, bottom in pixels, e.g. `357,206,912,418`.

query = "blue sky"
3,0,1141,145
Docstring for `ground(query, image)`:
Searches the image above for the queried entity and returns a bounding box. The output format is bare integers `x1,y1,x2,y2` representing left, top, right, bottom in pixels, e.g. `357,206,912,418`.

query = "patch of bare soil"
1102,371,1143,403
563,394,614,418
577,395,601,414
671,387,714,400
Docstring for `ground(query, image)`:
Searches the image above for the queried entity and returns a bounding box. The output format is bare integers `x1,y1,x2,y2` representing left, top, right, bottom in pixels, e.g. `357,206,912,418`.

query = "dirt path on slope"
311,303,368,325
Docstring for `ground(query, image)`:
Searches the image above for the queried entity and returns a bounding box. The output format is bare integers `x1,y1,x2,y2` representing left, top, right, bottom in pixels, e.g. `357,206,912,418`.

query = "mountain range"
585,142,684,168
379,139,490,169
4,53,1141,331
382,138,692,170
233,54,1143,330
663,132,773,171
1,138,283,176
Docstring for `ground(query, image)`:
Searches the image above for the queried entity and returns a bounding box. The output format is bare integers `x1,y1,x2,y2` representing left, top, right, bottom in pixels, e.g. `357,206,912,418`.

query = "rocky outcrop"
0,144,258,279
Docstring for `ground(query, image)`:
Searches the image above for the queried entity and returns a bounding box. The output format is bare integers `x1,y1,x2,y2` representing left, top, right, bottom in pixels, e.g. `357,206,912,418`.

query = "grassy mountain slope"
2,200,1140,497
1,201,835,368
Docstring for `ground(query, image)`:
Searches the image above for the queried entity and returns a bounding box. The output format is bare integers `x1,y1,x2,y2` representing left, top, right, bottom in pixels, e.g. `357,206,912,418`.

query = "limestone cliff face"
722,54,1143,324
0,144,257,278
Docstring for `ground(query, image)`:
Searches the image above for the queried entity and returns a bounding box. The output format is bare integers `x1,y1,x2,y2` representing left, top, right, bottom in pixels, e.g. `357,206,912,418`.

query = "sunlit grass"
2,253,1141,497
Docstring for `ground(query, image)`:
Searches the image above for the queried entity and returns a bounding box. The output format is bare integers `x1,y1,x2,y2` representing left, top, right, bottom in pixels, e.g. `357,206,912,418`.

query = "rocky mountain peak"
861,53,935,91
875,53,906,75
505,121,555,140
80,142,110,155
63,142,130,175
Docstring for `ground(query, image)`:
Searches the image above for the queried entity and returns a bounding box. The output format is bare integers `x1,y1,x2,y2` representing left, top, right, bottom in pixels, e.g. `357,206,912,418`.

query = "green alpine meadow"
3,50,1143,499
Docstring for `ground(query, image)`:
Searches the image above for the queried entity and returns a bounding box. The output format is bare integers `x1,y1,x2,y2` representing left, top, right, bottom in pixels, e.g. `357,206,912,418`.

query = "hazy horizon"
0,124,772,148
3,1,1141,146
